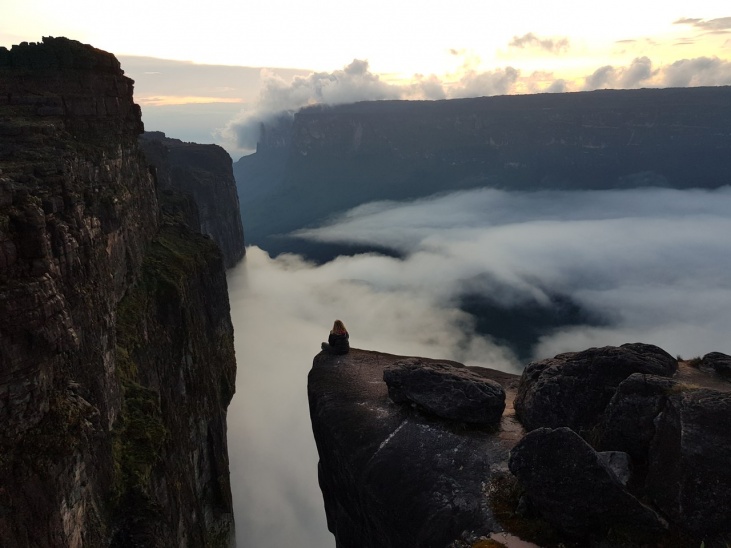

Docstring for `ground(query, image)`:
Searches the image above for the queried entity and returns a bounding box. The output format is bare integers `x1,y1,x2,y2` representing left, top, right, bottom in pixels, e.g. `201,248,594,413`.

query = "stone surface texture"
0,37,237,547
308,349,523,548
508,427,667,536
139,131,245,268
383,358,506,426
514,343,677,433
701,351,731,378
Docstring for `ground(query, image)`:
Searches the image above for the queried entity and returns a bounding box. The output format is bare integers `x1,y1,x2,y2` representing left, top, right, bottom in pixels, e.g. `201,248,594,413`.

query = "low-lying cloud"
226,186,731,546
295,186,731,361
584,55,731,90
220,59,403,151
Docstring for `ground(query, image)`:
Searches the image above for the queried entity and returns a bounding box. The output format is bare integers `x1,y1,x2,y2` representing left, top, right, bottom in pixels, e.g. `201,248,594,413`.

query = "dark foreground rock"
308,349,523,548
514,343,677,433
511,350,731,543
311,343,731,547
383,358,506,426
0,38,235,547
509,427,667,537
701,351,731,379
645,387,731,537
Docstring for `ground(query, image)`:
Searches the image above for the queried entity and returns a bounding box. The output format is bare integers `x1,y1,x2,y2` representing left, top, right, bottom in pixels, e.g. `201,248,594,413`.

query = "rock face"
311,342,731,546
383,358,505,426
509,346,731,543
235,86,731,255
139,131,245,268
0,37,236,547
308,349,523,548
508,427,667,537
701,351,731,378
514,343,677,433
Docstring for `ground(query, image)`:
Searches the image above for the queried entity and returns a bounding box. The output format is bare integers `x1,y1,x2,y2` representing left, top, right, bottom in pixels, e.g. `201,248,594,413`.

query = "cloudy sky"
3,2,730,155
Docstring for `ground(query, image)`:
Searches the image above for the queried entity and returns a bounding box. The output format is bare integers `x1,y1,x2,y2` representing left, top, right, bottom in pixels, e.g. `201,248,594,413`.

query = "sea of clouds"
226,185,731,547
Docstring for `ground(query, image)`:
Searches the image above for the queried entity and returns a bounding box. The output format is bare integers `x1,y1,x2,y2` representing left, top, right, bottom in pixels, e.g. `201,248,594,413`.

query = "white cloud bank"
226,185,731,547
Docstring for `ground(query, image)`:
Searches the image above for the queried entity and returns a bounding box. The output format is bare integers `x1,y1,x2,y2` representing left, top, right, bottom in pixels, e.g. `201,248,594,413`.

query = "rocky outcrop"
700,351,731,378
0,37,235,547
311,343,731,547
383,358,505,426
235,86,731,255
308,349,523,548
139,131,245,268
508,427,667,537
508,346,731,543
514,342,677,433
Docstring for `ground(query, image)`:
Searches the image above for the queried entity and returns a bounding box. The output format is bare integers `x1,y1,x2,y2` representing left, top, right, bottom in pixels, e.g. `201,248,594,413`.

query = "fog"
226,185,731,546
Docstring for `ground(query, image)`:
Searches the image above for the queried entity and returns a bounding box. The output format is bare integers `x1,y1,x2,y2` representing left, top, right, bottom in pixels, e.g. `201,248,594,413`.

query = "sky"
3,2,731,156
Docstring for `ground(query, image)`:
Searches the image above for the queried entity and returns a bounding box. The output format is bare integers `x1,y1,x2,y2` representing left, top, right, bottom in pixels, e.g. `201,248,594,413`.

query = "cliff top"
0,36,122,73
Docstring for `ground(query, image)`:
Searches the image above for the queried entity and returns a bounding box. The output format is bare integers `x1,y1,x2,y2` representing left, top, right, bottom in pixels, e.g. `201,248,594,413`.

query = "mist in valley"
226,184,731,546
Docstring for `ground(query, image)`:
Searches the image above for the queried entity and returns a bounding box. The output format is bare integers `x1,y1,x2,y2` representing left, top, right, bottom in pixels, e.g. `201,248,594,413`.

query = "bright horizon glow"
2,1,729,79
5,2,728,155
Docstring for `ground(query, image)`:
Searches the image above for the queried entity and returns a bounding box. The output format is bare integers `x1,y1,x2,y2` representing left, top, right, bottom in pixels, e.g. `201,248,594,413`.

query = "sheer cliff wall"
0,37,236,547
236,86,731,254
140,132,245,269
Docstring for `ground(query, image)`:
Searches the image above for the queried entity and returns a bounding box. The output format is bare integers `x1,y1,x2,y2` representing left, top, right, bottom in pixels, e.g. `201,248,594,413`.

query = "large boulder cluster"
508,344,731,541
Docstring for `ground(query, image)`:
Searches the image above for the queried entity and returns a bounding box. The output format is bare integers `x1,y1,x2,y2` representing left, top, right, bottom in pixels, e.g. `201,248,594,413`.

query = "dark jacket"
328,332,350,355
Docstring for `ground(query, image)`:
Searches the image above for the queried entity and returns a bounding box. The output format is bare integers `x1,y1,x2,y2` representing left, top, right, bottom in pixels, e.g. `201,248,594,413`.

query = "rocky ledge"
308,346,731,548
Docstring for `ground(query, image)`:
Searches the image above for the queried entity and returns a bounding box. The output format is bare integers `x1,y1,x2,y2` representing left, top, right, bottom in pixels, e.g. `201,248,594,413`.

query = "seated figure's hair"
332,319,348,335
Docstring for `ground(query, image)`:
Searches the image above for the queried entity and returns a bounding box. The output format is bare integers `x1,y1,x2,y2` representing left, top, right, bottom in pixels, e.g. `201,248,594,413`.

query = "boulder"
508,427,667,537
383,358,505,426
646,387,731,537
701,351,731,379
597,373,677,463
514,343,676,432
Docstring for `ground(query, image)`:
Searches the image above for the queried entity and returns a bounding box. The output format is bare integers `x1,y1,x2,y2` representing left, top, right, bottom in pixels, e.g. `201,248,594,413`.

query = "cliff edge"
309,346,731,547
0,37,236,547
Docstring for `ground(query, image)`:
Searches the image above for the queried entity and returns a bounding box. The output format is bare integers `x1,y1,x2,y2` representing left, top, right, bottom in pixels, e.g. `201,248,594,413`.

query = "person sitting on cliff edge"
321,319,350,355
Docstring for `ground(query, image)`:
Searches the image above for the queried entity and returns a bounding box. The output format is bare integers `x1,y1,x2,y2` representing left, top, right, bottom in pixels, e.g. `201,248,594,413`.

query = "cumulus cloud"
449,66,520,98
220,59,403,151
584,56,655,89
509,32,570,53
660,56,731,87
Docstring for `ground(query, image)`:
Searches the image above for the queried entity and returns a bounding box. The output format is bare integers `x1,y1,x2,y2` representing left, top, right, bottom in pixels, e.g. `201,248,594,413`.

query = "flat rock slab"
384,358,506,426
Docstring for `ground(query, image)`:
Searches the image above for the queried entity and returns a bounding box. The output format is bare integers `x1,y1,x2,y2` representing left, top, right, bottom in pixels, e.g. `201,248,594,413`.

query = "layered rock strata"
0,37,236,547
